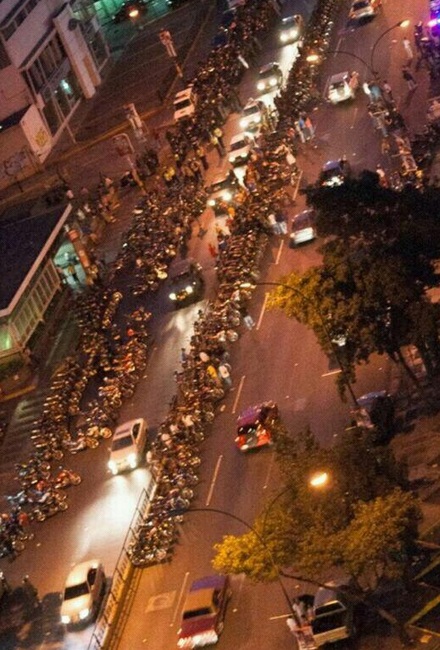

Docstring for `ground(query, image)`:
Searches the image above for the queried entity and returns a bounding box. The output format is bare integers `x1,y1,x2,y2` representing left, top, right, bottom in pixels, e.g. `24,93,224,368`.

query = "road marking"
332,37,343,56
256,292,269,331
350,106,358,129
292,169,303,201
232,375,245,414
269,613,291,620
232,574,246,613
275,239,284,265
205,454,223,506
170,572,190,627
322,369,342,377
263,452,275,490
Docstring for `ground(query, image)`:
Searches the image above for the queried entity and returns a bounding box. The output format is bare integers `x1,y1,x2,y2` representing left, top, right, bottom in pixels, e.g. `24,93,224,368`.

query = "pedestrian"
22,576,40,608
239,306,255,330
376,164,388,187
189,157,203,183
217,361,232,389
403,37,414,65
195,143,209,170
208,242,218,258
304,114,315,141
382,79,393,103
210,133,225,161
180,347,189,363
213,125,225,150
402,66,417,90
268,212,281,235
67,259,79,283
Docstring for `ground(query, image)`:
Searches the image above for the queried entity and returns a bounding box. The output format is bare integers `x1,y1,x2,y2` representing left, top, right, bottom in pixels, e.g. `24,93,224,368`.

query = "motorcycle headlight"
169,292,177,300
108,460,117,474
61,615,71,624
257,81,265,91
185,285,194,294
79,608,90,620
208,198,216,206
223,191,232,201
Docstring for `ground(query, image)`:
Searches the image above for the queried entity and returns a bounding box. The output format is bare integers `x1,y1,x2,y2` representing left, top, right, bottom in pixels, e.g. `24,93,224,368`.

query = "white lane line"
322,369,342,377
263,452,275,490
232,574,246,613
171,572,190,627
292,169,303,201
232,375,246,414
332,37,343,55
205,454,223,506
269,613,291,621
256,292,269,331
350,106,358,129
275,239,284,265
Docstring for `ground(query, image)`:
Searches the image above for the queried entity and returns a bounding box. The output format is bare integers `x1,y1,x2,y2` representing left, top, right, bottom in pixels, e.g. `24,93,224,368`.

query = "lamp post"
370,19,410,78
173,506,316,648
241,281,358,406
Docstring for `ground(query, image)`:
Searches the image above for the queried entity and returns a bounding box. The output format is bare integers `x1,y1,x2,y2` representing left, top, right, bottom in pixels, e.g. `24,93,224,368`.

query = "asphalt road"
0,0,430,648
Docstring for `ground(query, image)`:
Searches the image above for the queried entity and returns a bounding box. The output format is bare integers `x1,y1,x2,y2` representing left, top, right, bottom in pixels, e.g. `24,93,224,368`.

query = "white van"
173,86,197,122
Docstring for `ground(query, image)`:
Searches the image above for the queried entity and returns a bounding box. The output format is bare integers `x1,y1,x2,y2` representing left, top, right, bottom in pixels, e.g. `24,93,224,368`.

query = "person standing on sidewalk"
403,37,414,65
402,66,417,90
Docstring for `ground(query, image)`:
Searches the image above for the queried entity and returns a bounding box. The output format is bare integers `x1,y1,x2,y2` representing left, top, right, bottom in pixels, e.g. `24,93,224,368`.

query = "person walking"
213,125,225,150
239,306,255,330
189,157,203,183
382,79,394,103
195,143,209,170
403,37,414,65
210,133,225,161
217,361,232,389
402,66,417,90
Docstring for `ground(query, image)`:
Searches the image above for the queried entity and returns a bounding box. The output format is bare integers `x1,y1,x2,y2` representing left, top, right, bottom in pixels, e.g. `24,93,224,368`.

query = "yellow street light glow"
129,7,140,18
310,471,329,488
399,19,410,28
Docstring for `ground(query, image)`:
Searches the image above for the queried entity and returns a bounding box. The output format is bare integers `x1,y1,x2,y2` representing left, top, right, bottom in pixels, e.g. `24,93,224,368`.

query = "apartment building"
0,0,109,190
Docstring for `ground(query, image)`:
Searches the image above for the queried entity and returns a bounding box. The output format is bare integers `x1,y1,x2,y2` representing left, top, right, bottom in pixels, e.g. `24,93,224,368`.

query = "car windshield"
64,582,89,600
112,435,133,450
293,213,314,232
231,139,246,151
353,0,369,8
210,178,230,192
282,16,297,27
331,81,345,90
174,98,191,111
183,606,213,619
243,104,259,117
260,67,276,79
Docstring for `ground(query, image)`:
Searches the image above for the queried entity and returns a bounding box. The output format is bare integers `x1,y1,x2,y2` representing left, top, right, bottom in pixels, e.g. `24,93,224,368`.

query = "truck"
311,583,356,646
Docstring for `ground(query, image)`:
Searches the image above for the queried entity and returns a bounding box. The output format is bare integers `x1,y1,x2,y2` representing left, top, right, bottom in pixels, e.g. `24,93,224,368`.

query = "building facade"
0,0,109,190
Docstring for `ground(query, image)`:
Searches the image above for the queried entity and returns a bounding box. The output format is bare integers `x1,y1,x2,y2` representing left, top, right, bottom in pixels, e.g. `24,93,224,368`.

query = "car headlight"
223,191,232,201
208,198,215,206
127,452,138,468
239,118,247,128
269,78,277,86
255,115,261,122
108,460,118,474
185,285,194,294
61,614,71,624
280,33,287,42
169,292,177,300
79,608,90,620
257,81,265,90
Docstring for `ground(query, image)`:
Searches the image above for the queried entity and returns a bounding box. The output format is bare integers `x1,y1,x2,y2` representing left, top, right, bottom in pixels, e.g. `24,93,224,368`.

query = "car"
279,14,304,43
168,258,204,307
112,0,147,23
319,159,351,187
235,401,279,452
257,62,283,94
206,170,239,215
239,98,267,132
348,0,381,23
173,86,197,123
351,390,395,443
327,71,359,104
177,575,231,648
227,133,255,167
60,560,106,626
290,209,316,247
108,418,148,475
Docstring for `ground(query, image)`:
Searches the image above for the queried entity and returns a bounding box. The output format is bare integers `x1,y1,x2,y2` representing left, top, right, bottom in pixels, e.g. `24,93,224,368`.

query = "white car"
257,62,283,94
348,0,381,22
173,86,197,122
108,418,148,475
279,14,303,43
290,209,316,246
239,99,266,133
60,560,106,626
327,71,359,104
228,133,255,166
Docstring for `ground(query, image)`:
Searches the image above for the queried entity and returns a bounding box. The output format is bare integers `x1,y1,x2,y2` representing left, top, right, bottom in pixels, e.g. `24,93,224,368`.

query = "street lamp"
370,19,410,78
241,281,358,406
309,471,329,488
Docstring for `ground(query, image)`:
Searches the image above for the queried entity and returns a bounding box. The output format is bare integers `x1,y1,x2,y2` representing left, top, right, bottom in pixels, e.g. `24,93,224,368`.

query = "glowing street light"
310,471,329,488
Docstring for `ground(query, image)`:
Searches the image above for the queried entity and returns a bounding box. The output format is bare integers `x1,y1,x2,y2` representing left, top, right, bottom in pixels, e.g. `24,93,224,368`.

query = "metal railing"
87,477,157,650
